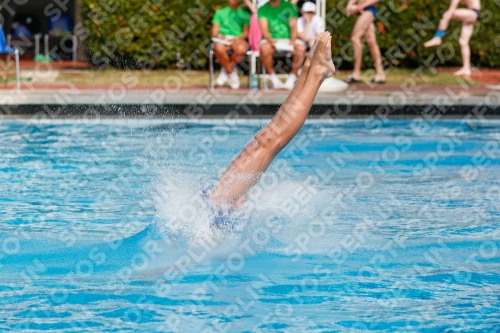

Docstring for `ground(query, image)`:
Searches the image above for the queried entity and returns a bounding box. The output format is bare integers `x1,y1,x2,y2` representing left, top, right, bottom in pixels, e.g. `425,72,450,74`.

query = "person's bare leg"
209,38,321,207
454,21,474,76
214,43,234,73
450,9,477,76
209,32,335,208
452,8,479,23
424,10,453,47
272,38,319,114
260,39,318,127
424,8,476,48
230,40,248,67
290,43,306,75
260,42,276,74
364,23,385,82
349,11,373,81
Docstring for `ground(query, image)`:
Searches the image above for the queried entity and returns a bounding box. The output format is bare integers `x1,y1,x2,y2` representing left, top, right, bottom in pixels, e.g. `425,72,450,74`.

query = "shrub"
328,0,500,69
81,0,500,69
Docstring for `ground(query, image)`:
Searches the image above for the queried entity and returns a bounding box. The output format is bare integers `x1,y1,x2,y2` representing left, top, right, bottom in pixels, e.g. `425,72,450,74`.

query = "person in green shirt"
258,0,306,90
212,0,251,89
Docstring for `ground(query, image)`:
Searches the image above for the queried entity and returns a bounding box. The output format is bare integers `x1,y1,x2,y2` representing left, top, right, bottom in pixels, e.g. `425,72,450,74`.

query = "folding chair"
208,42,253,89
250,48,294,90
0,26,21,89
249,0,327,89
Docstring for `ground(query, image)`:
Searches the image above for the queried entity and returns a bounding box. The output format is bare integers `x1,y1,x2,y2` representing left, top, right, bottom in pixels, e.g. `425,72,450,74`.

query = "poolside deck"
1,84,498,118
0,62,499,118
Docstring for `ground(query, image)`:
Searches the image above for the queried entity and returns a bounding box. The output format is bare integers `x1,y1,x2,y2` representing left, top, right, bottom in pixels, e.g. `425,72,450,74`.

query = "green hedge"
81,0,500,69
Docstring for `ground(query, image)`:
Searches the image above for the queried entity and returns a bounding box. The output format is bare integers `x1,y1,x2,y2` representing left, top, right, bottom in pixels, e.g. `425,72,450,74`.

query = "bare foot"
310,32,336,79
423,37,442,48
453,68,471,77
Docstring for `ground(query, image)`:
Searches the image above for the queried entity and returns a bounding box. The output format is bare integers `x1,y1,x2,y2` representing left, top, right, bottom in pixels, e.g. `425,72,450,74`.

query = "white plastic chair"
250,49,293,90
208,43,253,89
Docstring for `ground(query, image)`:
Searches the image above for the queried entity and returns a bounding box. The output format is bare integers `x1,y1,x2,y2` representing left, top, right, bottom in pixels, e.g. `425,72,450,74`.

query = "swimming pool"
1,118,499,332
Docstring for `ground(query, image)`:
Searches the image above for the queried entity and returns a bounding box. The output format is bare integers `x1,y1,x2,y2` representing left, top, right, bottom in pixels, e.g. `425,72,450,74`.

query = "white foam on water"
149,161,372,260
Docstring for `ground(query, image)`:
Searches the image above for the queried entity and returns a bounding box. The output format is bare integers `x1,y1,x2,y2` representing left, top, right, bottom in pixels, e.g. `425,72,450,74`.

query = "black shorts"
472,8,481,20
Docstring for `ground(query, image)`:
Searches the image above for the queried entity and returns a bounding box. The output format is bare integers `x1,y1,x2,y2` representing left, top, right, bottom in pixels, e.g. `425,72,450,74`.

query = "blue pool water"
1,118,499,332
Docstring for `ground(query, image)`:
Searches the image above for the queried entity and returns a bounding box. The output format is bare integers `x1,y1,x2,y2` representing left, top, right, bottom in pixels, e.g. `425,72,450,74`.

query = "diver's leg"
269,36,319,121
210,32,335,208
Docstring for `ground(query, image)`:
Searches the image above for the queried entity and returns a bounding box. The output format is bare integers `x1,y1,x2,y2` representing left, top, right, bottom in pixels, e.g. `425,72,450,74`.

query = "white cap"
301,2,316,12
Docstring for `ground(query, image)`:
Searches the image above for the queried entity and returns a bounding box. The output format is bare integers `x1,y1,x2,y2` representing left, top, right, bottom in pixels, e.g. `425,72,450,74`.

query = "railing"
7,33,77,62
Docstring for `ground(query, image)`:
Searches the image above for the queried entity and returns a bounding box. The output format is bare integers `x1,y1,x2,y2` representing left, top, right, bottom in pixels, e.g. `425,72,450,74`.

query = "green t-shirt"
212,6,250,37
258,1,298,39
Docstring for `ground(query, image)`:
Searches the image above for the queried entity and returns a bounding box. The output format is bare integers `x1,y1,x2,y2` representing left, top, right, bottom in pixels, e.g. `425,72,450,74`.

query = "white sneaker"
283,74,297,90
216,68,229,86
228,69,240,89
269,73,283,89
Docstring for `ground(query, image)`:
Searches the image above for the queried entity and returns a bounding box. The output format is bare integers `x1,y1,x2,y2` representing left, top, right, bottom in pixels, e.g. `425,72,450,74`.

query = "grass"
335,67,470,86
55,67,472,87
57,69,218,87
0,77,31,83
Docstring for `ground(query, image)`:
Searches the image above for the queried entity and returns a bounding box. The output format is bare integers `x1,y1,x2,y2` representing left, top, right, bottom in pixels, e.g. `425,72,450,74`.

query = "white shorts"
259,38,305,51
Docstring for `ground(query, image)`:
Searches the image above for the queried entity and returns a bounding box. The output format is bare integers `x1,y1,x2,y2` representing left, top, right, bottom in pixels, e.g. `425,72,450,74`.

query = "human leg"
453,9,477,76
290,42,306,75
226,40,248,89
283,42,306,89
209,32,335,208
364,22,385,82
424,8,478,48
214,43,232,86
259,40,282,88
259,40,276,74
209,38,320,206
214,43,233,73
270,39,318,123
423,13,451,47
454,21,474,76
230,40,248,66
452,8,478,23
348,11,374,82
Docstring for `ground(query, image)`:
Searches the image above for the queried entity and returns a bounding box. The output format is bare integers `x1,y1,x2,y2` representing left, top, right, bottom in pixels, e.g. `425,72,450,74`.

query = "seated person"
297,2,325,48
258,0,306,90
297,2,325,49
212,0,251,89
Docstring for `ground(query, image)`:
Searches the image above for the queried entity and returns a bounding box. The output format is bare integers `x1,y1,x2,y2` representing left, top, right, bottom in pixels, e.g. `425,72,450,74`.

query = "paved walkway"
1,62,499,117
1,84,498,118
0,84,497,105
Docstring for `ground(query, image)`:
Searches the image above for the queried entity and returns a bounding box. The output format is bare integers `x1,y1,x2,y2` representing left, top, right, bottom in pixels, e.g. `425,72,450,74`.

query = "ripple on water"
1,118,500,331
